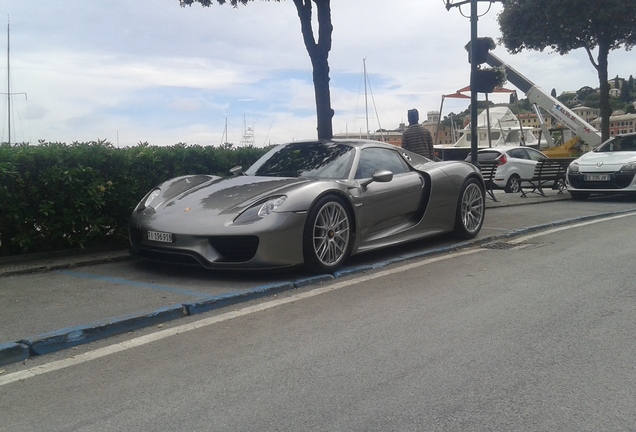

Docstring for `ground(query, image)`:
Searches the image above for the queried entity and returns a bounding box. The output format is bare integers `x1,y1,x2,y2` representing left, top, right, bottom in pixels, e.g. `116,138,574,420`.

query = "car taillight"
497,154,507,165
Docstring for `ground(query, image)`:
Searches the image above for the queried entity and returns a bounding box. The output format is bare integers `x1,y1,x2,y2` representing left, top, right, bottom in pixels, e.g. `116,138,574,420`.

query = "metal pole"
469,0,479,167
363,58,369,139
7,20,10,145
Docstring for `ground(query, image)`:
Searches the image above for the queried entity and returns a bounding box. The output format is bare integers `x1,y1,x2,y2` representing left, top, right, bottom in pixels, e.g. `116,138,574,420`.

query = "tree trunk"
293,0,334,140
311,49,334,140
597,42,611,142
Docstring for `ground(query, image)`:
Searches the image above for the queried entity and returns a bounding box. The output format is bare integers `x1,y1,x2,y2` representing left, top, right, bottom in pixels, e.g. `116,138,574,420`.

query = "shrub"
0,141,268,256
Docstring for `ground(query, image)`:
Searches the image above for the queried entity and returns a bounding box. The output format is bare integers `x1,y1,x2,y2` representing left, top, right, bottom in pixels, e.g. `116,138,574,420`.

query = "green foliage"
582,92,600,108
440,113,464,129
498,0,636,55
498,0,636,141
465,37,497,65
621,79,633,103
577,86,596,101
179,0,251,6
473,66,507,94
556,92,577,106
0,141,267,256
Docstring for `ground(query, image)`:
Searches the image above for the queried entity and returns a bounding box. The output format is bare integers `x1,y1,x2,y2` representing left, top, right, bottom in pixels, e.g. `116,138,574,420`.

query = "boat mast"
4,17,27,145
363,58,369,139
220,117,227,146
7,18,10,144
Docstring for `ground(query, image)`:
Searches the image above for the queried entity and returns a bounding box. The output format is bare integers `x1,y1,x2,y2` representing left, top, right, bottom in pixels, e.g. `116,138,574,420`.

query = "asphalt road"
2,194,636,363
1,208,635,431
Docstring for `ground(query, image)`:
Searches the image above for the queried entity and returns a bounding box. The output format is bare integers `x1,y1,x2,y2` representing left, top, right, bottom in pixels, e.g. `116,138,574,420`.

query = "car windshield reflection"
596,136,636,152
245,142,355,179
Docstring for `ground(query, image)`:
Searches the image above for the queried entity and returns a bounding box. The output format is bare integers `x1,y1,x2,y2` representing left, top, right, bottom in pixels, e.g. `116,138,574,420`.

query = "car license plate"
147,231,173,243
584,174,610,181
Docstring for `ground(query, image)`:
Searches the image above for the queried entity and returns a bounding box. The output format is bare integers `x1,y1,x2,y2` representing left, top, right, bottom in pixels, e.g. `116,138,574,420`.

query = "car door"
507,148,537,179
354,147,424,236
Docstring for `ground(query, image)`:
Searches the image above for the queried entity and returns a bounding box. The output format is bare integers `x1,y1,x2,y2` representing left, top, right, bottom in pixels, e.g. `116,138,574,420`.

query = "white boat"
434,106,540,160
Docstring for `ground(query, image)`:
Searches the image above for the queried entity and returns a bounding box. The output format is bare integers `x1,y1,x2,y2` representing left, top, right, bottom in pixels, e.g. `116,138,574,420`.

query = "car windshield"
595,135,636,152
245,142,355,179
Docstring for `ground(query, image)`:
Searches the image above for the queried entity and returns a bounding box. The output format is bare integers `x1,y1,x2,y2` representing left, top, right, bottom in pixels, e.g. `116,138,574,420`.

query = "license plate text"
147,231,173,243
584,174,610,181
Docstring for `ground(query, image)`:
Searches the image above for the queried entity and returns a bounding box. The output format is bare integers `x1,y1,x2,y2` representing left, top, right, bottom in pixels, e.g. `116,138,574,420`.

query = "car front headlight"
144,188,162,208
620,162,636,172
568,162,579,173
234,196,287,224
135,188,162,212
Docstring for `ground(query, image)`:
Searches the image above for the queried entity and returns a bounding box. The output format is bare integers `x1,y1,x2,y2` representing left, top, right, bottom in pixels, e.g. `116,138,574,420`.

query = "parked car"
465,146,548,193
566,132,636,200
129,139,486,273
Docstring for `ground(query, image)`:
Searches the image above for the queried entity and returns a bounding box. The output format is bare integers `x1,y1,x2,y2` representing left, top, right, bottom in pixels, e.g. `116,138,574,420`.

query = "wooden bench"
519,157,575,197
479,161,499,202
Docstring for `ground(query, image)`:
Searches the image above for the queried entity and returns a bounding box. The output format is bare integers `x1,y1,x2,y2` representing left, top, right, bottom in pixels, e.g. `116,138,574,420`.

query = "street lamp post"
469,0,478,167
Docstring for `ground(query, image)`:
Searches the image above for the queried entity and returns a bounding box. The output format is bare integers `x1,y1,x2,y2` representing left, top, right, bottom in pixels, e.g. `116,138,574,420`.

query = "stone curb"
0,275,334,366
0,342,30,366
20,304,188,356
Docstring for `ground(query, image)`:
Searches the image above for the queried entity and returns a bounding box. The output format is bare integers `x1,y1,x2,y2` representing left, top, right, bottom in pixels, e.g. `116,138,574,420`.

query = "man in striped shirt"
401,108,434,159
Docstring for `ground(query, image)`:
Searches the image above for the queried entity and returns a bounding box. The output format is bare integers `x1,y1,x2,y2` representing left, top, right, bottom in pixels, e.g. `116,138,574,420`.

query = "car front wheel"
303,195,353,273
454,178,485,239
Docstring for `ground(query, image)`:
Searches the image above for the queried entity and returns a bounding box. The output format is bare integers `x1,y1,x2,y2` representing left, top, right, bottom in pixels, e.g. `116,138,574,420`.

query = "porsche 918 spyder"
129,139,486,272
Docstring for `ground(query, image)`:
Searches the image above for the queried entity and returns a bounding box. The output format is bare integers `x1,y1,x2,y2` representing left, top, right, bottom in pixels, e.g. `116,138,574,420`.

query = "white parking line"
508,211,636,244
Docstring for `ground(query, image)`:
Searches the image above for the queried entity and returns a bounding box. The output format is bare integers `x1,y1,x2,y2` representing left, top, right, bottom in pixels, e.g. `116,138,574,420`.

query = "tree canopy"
498,0,636,141
179,0,335,140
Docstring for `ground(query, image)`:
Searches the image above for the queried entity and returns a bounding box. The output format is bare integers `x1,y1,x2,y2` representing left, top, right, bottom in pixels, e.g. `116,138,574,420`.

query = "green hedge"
0,140,268,256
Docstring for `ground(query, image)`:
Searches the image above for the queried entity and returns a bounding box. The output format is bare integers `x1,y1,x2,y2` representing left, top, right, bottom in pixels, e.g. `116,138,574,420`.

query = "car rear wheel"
504,174,521,193
454,178,485,239
303,195,353,273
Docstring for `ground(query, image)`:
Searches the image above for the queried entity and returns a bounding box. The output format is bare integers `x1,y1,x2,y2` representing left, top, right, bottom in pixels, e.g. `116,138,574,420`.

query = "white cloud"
0,0,634,146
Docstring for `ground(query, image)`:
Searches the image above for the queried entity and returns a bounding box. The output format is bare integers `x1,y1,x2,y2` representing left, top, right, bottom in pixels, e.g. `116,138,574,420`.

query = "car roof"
284,138,432,166
477,145,529,153
478,145,547,155
287,138,409,152
331,138,399,149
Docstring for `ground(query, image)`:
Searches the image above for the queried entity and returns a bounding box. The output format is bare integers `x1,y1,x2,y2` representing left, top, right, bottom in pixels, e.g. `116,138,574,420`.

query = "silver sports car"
129,139,486,272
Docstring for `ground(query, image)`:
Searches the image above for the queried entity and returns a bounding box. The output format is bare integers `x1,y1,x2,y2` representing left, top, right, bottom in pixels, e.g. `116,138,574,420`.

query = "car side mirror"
230,166,243,176
361,169,393,188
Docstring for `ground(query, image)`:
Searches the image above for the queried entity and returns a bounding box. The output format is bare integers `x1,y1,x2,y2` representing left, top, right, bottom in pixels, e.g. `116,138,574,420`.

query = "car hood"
150,175,311,217
575,151,636,170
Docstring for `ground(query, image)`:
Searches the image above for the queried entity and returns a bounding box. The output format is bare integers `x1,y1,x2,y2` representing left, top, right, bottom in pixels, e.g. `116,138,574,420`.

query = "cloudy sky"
1,0,634,147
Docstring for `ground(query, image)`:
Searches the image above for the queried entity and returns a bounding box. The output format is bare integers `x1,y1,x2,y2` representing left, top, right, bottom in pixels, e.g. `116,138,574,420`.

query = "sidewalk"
0,188,576,367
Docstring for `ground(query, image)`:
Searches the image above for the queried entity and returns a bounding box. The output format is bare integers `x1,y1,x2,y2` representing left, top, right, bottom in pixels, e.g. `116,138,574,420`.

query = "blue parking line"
56,270,213,299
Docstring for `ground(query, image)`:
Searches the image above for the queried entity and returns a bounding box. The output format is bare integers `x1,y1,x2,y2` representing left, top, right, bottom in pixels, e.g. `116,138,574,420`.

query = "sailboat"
335,58,394,143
